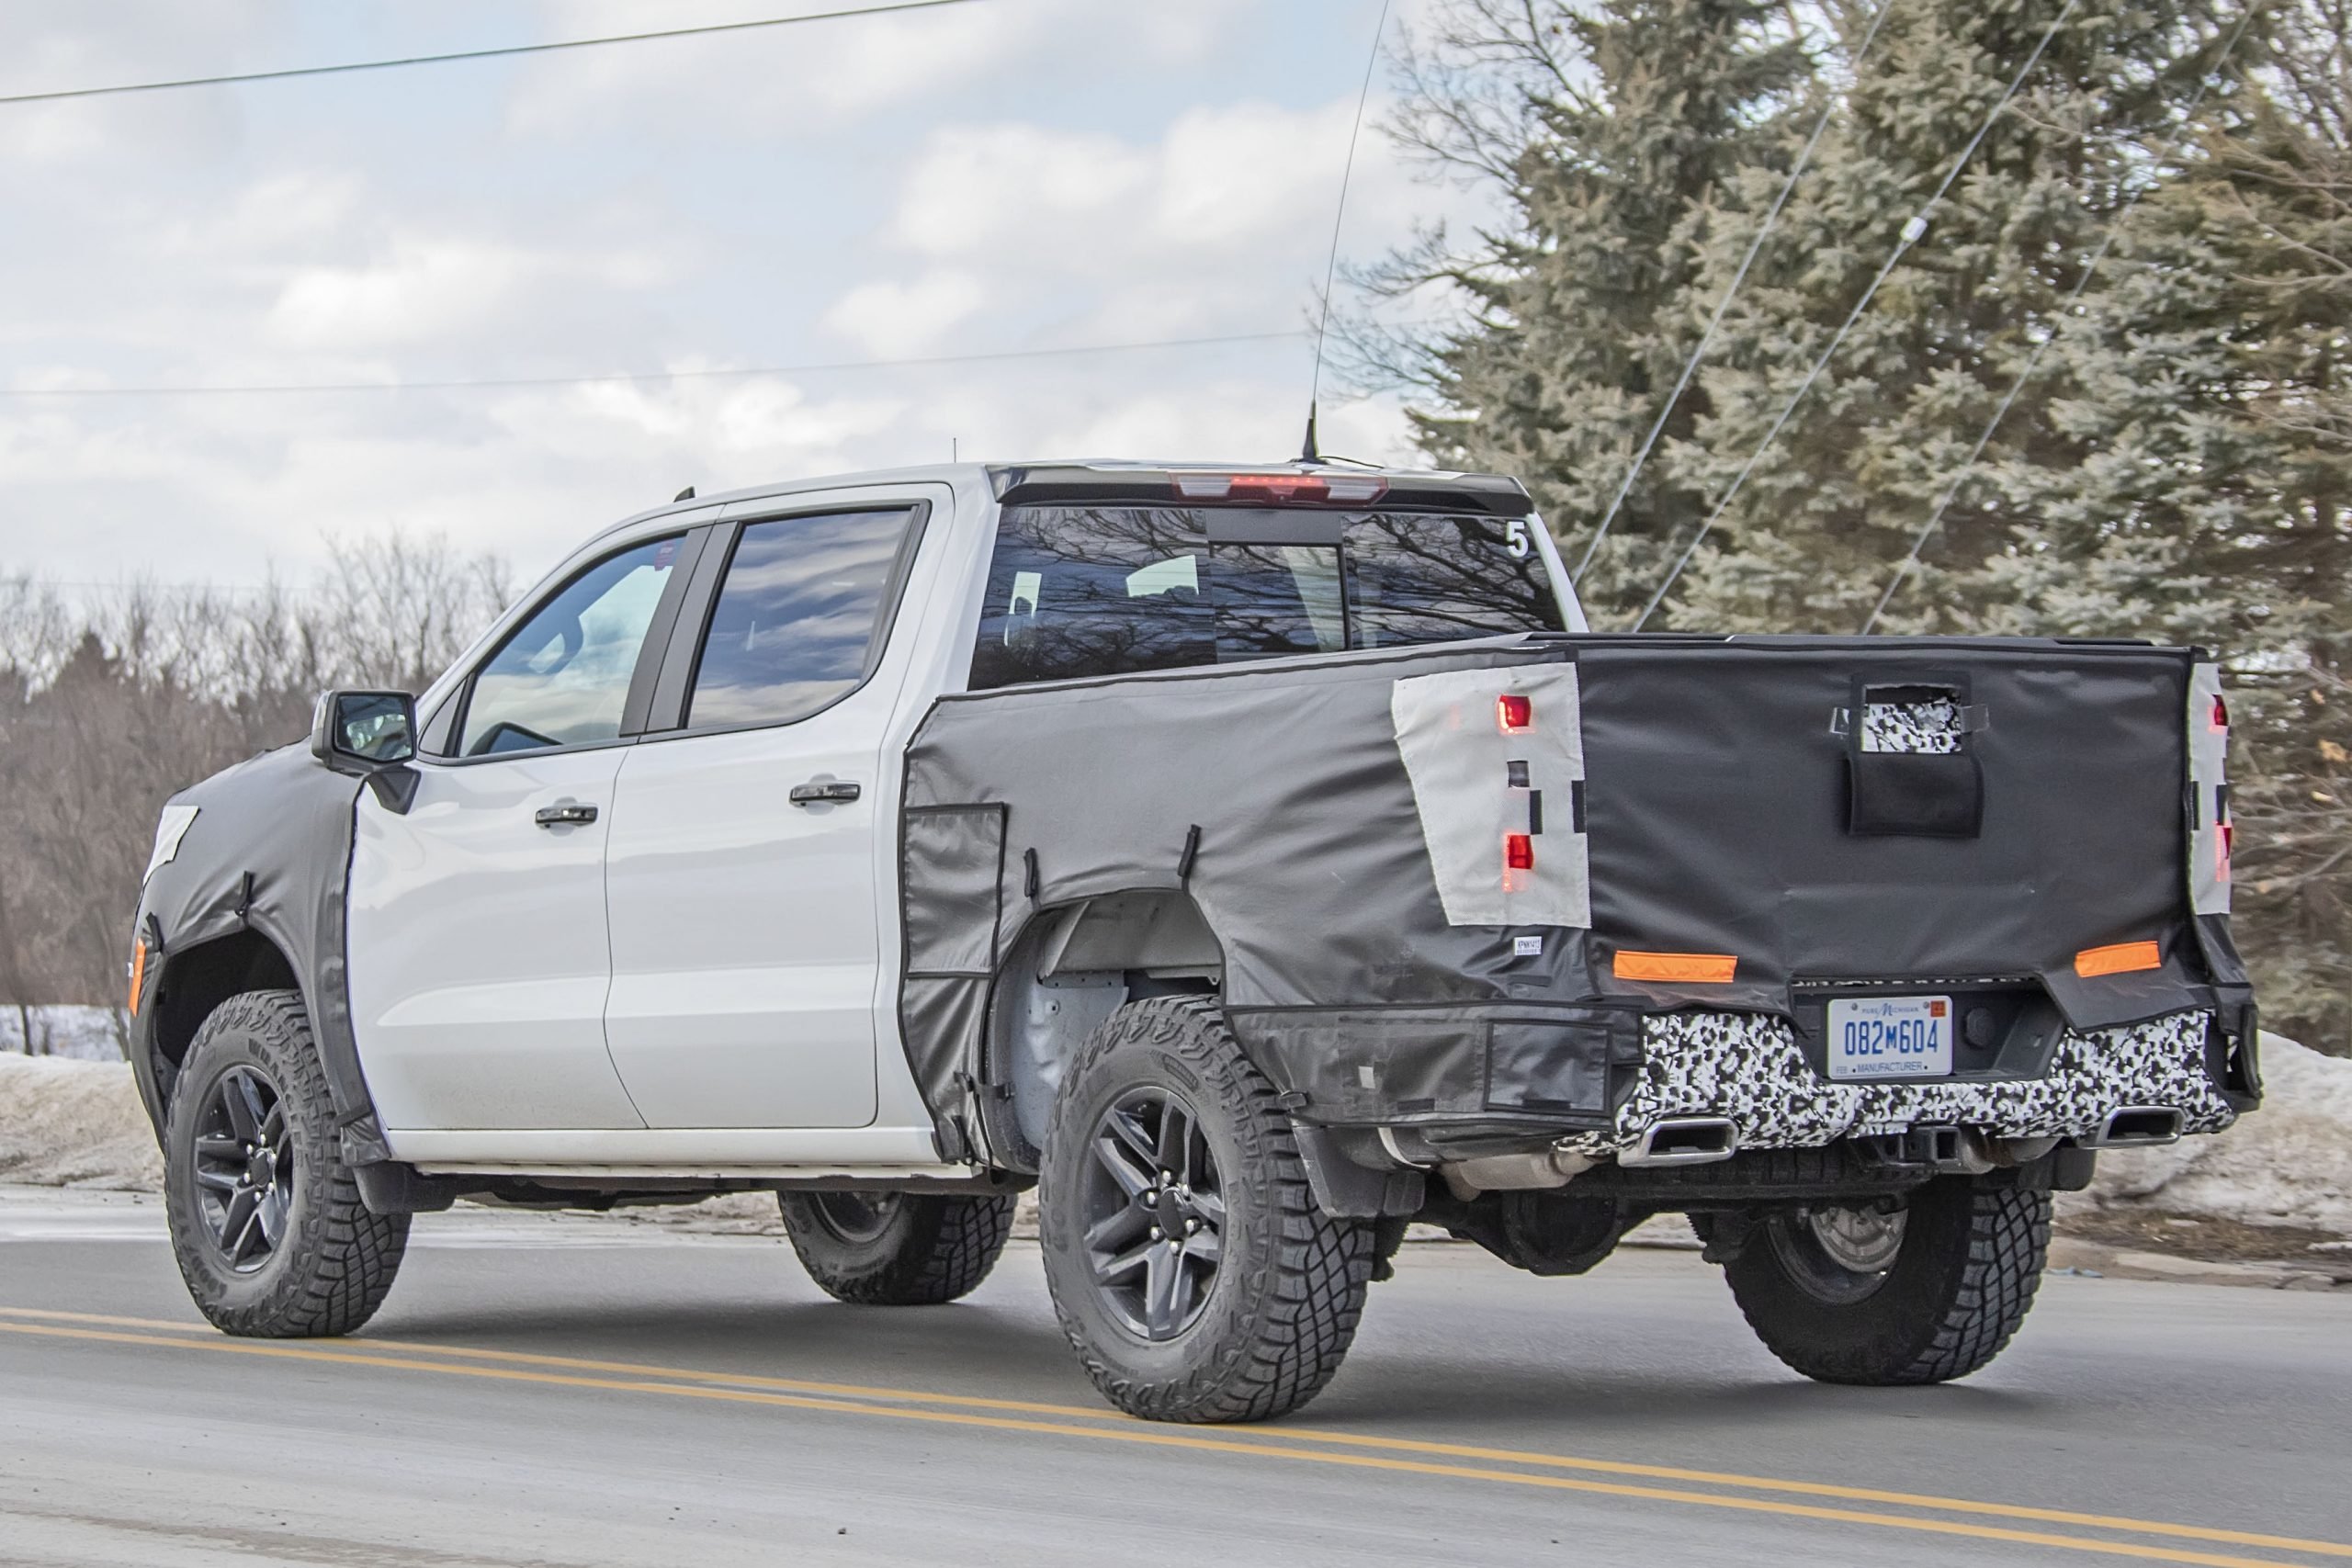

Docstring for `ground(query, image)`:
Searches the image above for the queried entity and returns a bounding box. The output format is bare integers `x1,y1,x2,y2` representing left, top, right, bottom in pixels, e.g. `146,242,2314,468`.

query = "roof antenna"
1303,0,1392,466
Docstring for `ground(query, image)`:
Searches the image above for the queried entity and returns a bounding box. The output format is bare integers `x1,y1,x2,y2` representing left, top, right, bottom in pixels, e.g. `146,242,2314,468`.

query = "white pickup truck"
130,459,2257,1423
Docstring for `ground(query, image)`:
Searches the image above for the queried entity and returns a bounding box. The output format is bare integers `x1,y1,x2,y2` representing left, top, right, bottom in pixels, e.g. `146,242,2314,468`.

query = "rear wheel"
1722,1174,2050,1385
1039,997,1374,1423
778,1190,1014,1304
163,991,410,1337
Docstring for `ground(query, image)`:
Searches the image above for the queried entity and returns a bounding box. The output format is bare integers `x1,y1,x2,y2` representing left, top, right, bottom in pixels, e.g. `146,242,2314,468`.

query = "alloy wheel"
1078,1088,1225,1341
189,1066,294,1274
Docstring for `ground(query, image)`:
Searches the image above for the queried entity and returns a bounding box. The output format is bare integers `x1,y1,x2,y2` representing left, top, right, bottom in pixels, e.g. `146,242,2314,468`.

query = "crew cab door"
600,493,936,1129
348,529,701,1132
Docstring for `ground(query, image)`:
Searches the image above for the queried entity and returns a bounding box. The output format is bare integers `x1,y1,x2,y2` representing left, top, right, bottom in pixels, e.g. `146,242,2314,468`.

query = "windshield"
968,505,1564,691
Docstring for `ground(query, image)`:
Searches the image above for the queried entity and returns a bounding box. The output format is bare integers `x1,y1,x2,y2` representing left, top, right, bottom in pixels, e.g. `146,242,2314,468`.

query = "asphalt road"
2,1187,2346,1568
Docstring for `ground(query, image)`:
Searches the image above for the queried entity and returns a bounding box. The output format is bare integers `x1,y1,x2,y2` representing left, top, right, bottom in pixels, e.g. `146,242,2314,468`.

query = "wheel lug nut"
1148,1226,1163,1241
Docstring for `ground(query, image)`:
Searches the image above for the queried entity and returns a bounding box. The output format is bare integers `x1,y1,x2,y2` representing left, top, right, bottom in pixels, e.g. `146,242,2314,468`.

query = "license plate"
1826,996,1954,1081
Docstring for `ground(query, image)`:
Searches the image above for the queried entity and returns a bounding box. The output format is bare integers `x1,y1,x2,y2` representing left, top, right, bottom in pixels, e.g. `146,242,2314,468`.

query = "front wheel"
1722,1174,2051,1385
1039,997,1374,1424
778,1190,1015,1304
163,991,410,1337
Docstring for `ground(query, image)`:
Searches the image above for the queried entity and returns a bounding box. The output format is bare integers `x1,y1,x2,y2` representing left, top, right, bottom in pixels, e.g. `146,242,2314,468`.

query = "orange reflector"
1613,950,1738,984
127,940,148,1017
2075,941,2162,978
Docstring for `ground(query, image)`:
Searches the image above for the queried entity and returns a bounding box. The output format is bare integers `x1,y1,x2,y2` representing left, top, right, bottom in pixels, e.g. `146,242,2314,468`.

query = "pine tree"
1363,0,1810,627
1957,1,2352,1047
1654,0,2240,635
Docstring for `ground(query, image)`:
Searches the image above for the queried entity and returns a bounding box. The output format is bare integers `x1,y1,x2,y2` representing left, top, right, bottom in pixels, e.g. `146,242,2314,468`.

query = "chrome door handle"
534,803,598,827
788,780,861,806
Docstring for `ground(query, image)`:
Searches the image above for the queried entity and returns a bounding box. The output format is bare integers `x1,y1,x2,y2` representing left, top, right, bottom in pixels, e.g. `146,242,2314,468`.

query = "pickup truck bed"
902,632,2254,1181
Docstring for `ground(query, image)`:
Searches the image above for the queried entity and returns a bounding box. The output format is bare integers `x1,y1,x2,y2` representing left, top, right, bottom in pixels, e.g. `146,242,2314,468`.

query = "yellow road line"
0,1316,2324,1568
2,1303,2344,1562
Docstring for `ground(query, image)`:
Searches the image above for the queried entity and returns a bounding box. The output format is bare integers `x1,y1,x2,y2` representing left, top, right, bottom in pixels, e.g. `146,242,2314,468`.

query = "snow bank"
2082,1032,2352,1233
0,1054,162,1190
1,1005,127,1062
1,1029,2346,1235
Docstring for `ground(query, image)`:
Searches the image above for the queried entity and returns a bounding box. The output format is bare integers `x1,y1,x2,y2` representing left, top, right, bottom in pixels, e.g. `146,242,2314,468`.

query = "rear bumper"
1557,1008,2235,1159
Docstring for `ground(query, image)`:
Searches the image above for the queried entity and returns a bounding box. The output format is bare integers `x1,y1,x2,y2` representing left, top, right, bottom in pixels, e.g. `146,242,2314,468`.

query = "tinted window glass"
971,508,1213,690
968,506,1560,690
459,536,681,756
1213,544,1345,660
686,508,915,728
1345,513,1564,648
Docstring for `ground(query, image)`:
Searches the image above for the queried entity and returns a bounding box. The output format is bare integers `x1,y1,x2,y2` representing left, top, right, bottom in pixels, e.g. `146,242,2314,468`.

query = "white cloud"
0,0,1509,594
267,239,537,350
820,270,985,356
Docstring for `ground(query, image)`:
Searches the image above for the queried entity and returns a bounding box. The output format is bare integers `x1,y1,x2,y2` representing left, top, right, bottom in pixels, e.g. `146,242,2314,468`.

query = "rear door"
601,491,937,1129
349,528,701,1132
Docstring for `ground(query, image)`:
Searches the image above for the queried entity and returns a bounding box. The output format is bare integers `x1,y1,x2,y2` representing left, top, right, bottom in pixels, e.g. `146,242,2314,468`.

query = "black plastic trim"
987,465,1533,516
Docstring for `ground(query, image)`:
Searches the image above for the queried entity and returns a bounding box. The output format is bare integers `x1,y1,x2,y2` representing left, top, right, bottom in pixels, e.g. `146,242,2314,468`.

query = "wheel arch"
147,929,300,1111
981,887,1226,1171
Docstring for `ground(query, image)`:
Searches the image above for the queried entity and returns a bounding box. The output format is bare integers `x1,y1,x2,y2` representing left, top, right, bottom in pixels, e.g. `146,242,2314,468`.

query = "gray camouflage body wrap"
1559,1009,2235,1158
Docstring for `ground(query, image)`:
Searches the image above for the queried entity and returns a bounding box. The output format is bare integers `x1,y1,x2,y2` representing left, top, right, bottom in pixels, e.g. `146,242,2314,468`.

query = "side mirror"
310,690,421,812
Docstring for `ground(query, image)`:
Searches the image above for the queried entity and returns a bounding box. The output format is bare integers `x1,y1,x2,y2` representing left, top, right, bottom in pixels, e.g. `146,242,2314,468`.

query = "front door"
348,531,690,1132
603,502,929,1129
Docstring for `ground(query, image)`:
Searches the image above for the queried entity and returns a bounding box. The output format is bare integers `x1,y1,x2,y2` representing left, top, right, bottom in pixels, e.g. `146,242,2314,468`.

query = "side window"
458,536,682,757
684,508,917,729
970,507,1213,690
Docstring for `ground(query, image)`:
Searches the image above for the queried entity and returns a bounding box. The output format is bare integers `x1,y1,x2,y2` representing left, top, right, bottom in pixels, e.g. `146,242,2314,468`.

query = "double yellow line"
2,1304,2341,1567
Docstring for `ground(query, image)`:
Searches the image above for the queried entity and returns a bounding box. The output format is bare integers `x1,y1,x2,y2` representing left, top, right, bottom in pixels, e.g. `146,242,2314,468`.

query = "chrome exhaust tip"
2086,1106,2184,1148
1621,1116,1740,1167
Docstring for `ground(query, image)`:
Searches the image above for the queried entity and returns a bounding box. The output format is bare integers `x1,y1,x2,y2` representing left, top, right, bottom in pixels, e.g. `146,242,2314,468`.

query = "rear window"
968,506,1561,691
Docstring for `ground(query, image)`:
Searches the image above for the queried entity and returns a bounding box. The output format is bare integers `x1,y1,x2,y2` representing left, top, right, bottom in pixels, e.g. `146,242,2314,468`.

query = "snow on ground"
2079,1032,2352,1233
0,1054,161,1190
3,1028,2346,1237
0,1005,127,1062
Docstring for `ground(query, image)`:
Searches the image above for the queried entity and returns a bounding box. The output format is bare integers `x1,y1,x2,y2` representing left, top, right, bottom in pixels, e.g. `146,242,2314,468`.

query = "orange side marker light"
2075,941,2162,978
1613,950,1738,984
128,940,148,1017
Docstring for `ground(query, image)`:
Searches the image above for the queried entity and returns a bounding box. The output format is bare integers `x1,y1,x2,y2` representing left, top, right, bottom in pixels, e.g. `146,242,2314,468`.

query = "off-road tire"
164,990,410,1337
1723,1174,2051,1385
778,1190,1015,1305
1038,997,1374,1423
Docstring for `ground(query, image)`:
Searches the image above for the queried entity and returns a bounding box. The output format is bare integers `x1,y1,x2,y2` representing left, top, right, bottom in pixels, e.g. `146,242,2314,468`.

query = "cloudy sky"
1,0,1494,592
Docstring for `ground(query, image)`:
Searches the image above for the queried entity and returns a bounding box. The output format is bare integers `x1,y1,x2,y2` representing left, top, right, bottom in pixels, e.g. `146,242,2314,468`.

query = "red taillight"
2212,695,2229,730
1505,833,1534,871
1170,472,1389,504
2220,821,2233,876
1498,694,1532,733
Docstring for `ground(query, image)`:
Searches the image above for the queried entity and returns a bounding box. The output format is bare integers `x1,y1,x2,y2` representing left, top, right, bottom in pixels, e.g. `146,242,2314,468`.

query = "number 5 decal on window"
1504,519,1532,559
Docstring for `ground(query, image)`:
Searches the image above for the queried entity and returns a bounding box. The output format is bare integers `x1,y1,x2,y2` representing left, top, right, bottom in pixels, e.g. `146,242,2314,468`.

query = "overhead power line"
1572,0,1900,584
0,331,1311,400
1628,0,2085,631
0,0,983,108
1856,4,2264,635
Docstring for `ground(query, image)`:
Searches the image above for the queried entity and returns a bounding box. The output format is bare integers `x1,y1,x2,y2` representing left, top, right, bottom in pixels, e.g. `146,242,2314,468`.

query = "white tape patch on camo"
1389,662,1589,928
1559,1010,2235,1156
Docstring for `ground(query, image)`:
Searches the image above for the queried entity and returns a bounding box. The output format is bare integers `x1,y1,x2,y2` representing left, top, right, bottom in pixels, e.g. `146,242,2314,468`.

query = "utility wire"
0,330,1310,400
1572,0,1900,584
0,0,983,108
1304,0,1394,458
1856,3,2263,635
1628,0,2084,632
